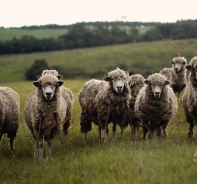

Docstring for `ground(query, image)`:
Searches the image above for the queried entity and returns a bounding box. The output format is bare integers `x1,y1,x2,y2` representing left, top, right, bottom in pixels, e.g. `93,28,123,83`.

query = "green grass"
0,81,197,184
0,39,197,82
0,28,68,41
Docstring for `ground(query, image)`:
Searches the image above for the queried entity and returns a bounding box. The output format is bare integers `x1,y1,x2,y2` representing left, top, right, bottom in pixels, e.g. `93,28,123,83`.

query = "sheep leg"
132,125,137,138
45,137,52,157
112,123,116,139
104,123,109,143
156,126,163,138
34,136,44,158
120,125,124,136
142,122,148,139
6,128,17,151
187,116,194,138
98,126,102,141
148,122,156,139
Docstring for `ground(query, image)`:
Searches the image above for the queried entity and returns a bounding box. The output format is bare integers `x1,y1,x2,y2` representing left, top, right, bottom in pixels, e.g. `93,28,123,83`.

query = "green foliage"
25,59,49,80
0,81,196,184
0,28,68,41
0,39,197,82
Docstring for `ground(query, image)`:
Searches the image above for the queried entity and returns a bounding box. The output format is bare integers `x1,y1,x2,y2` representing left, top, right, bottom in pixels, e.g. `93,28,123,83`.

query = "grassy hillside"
0,39,197,83
0,80,196,184
0,28,68,41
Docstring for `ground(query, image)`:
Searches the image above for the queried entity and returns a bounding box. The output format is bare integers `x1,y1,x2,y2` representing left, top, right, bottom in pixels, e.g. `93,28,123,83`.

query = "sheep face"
33,74,64,100
145,74,171,99
104,68,128,94
41,83,57,100
185,56,197,79
171,58,186,73
105,76,125,93
128,75,144,97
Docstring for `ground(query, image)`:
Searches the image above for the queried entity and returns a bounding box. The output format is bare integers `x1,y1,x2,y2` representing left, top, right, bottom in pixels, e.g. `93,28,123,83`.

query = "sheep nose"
155,92,160,95
117,86,122,90
46,92,52,96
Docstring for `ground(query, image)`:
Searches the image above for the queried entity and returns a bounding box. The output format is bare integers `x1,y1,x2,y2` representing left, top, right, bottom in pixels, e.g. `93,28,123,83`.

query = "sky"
0,0,197,28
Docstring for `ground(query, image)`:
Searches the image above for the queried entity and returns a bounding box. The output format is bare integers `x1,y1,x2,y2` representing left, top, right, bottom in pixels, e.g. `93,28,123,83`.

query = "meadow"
1,39,197,83
0,39,197,183
0,28,68,41
0,80,196,184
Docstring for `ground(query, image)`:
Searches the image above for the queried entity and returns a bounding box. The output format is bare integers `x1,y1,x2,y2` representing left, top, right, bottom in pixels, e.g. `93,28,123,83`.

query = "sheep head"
128,74,145,97
33,74,64,100
171,56,187,73
144,73,171,99
104,68,128,94
185,56,197,80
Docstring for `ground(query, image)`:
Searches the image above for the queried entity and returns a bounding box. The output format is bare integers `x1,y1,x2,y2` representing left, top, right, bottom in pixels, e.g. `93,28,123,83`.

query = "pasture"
1,39,197,83
0,28,68,41
0,80,197,184
1,39,197,183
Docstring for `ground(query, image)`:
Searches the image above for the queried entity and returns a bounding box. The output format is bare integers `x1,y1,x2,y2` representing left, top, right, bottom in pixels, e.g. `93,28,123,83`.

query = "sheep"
182,56,197,138
0,87,20,151
38,69,74,133
24,73,74,157
125,74,145,137
78,68,131,143
160,54,187,99
135,73,178,139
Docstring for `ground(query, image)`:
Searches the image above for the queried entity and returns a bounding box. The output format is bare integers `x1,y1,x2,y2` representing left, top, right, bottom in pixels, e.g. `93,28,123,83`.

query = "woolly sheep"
135,73,178,139
182,56,197,138
0,87,20,150
160,54,187,98
24,73,74,157
125,74,145,137
38,69,74,133
78,68,131,143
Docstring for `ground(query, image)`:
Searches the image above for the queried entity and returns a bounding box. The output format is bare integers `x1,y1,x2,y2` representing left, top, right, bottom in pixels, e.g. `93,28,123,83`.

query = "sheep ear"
185,65,192,71
33,81,40,87
57,75,63,79
144,79,149,85
165,80,171,85
104,77,111,81
57,80,64,87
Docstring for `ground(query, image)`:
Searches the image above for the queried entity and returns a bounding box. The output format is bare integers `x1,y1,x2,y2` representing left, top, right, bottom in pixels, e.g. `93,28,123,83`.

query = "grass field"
1,39,197,83
0,39,197,183
0,80,197,184
0,28,68,41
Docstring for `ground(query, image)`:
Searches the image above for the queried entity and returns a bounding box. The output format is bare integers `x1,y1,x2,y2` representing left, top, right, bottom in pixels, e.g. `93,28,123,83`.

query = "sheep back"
0,87,20,149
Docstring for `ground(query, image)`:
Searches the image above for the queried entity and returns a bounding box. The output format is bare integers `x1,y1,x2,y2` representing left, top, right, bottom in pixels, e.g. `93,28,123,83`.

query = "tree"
170,27,187,39
26,59,49,80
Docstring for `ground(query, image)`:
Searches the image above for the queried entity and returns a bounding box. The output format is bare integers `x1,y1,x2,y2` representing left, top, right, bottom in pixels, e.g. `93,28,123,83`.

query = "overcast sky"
1,0,196,28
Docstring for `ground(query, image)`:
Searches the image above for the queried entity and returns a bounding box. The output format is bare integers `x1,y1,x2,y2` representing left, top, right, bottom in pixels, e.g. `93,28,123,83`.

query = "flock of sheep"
1,55,197,157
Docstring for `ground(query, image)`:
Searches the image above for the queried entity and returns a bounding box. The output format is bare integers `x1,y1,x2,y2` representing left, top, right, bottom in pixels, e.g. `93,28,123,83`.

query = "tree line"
0,20,197,54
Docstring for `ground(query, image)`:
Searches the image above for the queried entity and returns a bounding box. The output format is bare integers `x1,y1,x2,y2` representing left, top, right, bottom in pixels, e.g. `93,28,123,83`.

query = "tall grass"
0,81,197,184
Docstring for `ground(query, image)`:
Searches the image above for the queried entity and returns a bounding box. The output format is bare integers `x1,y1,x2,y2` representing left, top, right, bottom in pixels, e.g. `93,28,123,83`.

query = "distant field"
0,39,197,83
0,28,68,41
